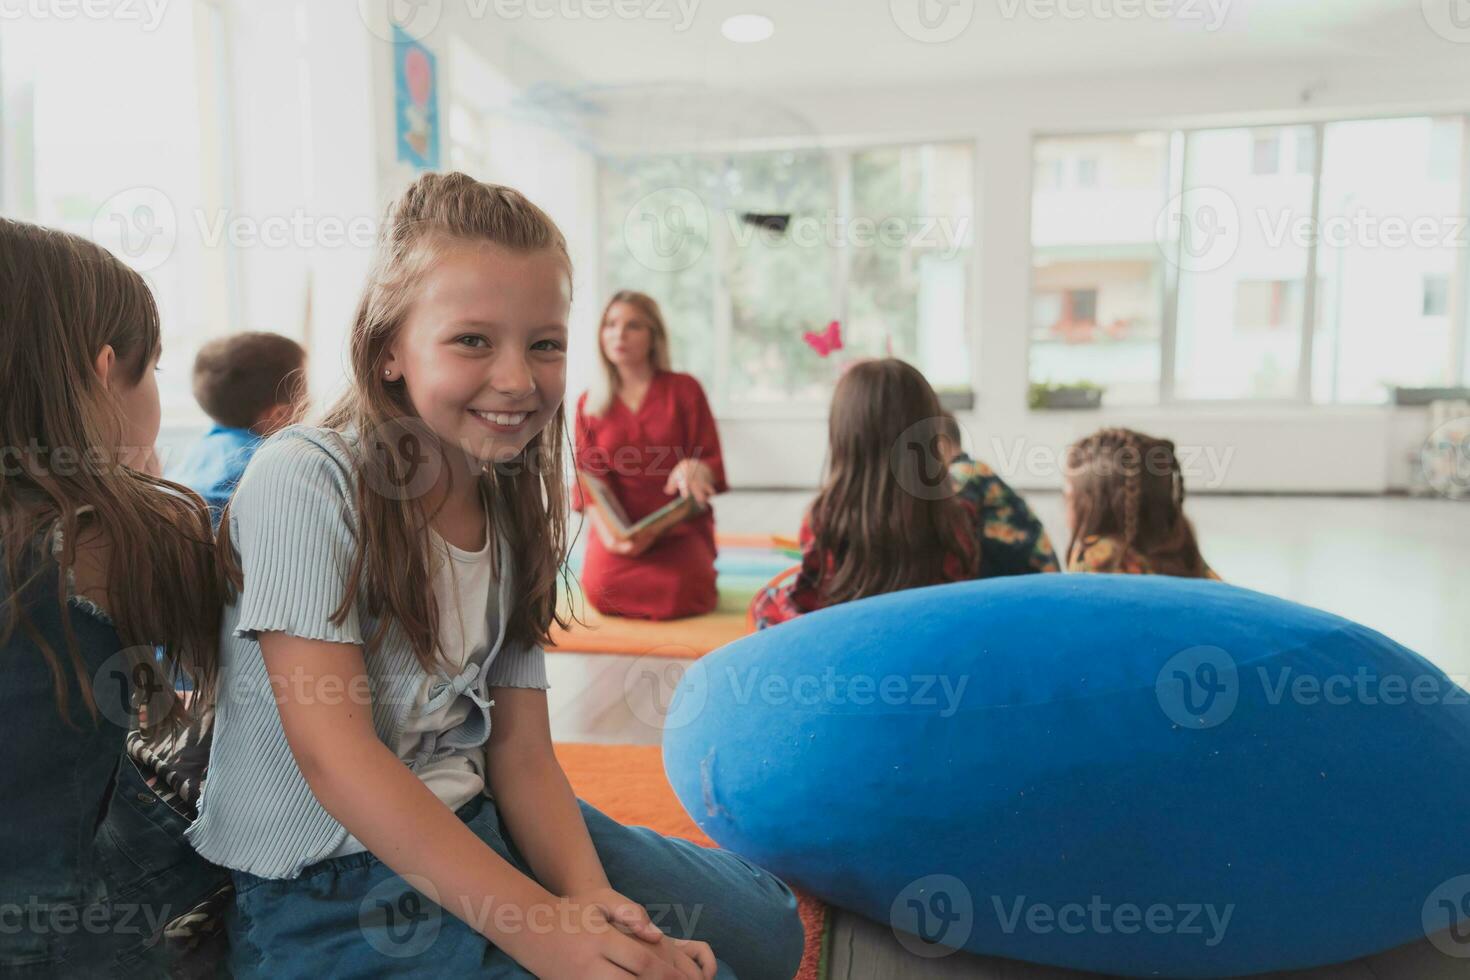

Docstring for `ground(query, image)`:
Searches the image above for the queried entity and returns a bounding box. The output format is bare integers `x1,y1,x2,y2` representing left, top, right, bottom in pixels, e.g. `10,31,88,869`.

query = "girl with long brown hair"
0,219,226,974
190,174,801,979
750,358,980,628
1063,427,1220,580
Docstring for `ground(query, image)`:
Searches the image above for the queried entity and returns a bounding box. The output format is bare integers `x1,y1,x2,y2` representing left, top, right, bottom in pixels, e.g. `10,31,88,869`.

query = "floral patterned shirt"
948,453,1060,578
1067,534,1222,580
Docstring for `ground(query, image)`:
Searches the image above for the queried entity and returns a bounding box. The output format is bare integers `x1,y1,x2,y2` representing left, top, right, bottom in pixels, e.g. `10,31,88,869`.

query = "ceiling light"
722,14,774,43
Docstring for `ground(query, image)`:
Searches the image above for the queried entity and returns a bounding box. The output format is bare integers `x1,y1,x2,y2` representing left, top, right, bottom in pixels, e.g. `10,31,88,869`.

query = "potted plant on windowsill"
1030,381,1104,411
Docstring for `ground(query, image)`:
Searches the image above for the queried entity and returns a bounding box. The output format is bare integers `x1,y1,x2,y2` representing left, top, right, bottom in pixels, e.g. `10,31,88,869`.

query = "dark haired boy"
170,332,307,526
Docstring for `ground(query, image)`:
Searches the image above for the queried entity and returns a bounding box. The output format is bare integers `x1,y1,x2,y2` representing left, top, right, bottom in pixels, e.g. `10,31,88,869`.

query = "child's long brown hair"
221,173,573,670
0,219,220,724
1065,427,1210,578
809,358,977,605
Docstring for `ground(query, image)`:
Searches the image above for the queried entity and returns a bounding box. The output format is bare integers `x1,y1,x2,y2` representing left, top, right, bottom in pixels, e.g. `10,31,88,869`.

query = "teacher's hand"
611,534,655,558
664,460,717,508
589,508,655,557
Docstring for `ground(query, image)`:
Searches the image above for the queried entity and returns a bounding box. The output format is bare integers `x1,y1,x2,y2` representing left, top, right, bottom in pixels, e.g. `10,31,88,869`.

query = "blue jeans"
0,755,229,978
227,796,805,979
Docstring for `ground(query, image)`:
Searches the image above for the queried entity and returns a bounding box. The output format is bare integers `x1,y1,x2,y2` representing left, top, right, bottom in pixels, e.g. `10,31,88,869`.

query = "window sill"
1023,402,1394,421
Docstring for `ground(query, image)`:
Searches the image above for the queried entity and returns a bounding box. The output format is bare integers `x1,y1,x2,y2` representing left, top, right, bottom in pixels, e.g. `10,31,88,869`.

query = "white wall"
224,0,379,406
370,7,604,404
158,2,600,462
159,0,381,463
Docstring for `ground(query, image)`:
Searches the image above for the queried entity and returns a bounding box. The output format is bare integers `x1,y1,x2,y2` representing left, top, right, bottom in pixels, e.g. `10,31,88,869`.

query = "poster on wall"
394,26,440,171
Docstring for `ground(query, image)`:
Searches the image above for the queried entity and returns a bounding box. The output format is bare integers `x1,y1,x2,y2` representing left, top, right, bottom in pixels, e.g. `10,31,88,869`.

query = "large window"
1313,117,1465,403
600,142,974,412
0,2,236,421
1031,115,1470,406
1030,133,1170,405
847,143,973,394
1173,125,1317,400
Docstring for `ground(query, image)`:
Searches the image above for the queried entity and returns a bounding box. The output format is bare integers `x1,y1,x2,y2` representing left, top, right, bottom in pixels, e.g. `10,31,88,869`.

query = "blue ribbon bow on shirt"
412,657,495,770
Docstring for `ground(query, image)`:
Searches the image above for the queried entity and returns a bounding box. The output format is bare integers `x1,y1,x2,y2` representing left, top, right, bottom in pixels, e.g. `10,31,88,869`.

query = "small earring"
384,368,393,379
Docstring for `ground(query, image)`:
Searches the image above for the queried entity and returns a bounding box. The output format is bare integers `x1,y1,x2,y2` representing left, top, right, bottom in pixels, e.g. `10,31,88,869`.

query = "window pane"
1424,274,1450,317
1,7,231,421
1172,125,1316,400
601,143,974,412
1076,157,1099,188
1030,133,1170,405
1312,116,1464,403
1252,132,1280,176
848,142,974,393
720,150,838,405
599,155,718,391
1294,128,1316,176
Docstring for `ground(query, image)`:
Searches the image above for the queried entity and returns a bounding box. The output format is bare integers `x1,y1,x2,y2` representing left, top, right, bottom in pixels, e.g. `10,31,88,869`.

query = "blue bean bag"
661,575,1470,977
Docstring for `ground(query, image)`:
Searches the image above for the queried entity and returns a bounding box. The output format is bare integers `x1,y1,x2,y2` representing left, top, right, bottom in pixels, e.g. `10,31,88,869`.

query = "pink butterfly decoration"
803,320,843,358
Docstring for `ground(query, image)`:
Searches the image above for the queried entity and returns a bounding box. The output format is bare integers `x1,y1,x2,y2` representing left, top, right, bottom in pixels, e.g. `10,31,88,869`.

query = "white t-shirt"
328,519,499,857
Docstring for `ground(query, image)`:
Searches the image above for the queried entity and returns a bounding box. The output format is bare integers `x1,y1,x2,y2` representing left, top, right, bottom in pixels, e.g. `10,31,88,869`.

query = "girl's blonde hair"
588,290,672,417
221,172,574,671
1064,427,1210,578
0,219,220,725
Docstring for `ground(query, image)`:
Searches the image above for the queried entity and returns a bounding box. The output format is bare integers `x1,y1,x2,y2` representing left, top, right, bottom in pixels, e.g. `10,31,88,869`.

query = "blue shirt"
170,424,261,526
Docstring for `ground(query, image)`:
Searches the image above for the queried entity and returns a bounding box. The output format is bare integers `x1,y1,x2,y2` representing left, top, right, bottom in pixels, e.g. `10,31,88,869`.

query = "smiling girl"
187,175,802,978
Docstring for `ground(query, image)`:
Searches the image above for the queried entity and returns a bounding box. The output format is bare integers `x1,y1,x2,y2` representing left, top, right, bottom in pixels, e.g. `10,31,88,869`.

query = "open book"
578,471,706,549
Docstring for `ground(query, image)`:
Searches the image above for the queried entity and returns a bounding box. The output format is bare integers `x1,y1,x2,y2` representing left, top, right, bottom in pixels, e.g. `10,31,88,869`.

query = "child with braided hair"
1062,428,1221,580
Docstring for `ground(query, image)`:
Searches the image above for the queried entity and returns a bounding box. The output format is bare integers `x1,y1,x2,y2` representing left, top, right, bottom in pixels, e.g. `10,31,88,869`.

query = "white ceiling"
476,0,1470,91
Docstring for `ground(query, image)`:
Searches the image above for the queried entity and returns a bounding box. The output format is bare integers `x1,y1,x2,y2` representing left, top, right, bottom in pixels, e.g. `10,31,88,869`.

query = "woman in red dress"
573,291,727,619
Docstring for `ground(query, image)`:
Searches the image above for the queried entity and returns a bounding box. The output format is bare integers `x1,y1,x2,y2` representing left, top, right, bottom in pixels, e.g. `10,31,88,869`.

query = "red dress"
573,371,729,620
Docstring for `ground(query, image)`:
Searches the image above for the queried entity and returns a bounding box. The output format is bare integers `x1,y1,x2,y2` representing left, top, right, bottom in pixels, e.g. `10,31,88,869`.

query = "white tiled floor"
548,492,1470,745
713,490,1470,675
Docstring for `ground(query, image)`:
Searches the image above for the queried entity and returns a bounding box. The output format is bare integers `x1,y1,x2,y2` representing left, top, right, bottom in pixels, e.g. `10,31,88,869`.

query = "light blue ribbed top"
186,425,549,878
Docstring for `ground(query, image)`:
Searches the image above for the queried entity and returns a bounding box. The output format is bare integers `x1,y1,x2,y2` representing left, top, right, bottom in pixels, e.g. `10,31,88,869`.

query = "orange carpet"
554,742,828,980
549,599,749,658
